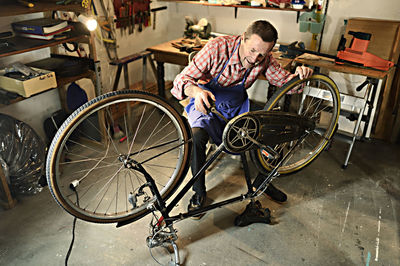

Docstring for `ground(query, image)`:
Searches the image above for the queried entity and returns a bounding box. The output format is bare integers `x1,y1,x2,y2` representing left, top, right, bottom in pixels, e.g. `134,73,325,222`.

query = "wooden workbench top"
295,54,388,80
147,38,293,70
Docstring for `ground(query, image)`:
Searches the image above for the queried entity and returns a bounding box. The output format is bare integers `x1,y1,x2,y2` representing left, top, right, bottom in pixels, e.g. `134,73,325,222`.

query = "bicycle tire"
46,90,192,223
250,74,340,174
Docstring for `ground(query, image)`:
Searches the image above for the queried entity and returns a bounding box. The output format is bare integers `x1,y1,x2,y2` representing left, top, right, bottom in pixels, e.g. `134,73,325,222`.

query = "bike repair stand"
234,153,271,227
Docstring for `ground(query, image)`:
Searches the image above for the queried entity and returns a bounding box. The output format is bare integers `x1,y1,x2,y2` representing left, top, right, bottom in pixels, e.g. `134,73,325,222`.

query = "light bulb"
78,14,98,31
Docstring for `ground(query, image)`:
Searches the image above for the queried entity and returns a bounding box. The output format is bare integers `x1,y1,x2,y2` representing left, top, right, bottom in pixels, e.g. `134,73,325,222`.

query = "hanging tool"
138,11,143,32
119,1,127,36
95,0,118,60
310,0,324,51
150,6,167,30
16,0,34,8
128,1,134,34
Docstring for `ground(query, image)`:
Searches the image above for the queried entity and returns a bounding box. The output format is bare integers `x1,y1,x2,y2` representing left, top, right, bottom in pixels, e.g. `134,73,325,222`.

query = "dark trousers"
191,127,209,195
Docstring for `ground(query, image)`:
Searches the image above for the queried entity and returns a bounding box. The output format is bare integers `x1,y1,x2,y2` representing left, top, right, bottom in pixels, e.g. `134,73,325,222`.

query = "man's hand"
286,65,314,94
184,85,216,114
293,65,313,79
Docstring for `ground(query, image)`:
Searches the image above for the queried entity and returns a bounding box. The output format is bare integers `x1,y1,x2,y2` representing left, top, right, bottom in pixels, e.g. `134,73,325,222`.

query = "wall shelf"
0,2,85,17
0,34,89,58
159,0,311,19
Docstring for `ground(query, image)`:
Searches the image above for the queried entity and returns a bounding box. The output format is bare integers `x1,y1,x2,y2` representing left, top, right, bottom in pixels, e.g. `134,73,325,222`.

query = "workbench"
146,38,293,97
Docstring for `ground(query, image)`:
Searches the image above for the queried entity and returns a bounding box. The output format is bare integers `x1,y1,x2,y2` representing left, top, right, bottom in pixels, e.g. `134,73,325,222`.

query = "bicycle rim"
251,74,340,174
46,91,191,223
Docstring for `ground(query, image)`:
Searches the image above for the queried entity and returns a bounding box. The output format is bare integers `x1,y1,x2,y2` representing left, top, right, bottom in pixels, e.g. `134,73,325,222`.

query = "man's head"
240,20,278,69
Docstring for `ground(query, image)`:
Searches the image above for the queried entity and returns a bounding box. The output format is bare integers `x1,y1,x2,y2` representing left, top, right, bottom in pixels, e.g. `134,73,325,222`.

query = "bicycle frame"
117,128,308,228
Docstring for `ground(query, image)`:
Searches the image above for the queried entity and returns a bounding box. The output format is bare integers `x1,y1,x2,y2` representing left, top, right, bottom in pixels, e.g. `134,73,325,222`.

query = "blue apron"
185,41,250,145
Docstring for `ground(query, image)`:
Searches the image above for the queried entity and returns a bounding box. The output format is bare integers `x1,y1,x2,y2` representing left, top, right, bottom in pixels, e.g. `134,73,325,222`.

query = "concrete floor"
1,138,400,266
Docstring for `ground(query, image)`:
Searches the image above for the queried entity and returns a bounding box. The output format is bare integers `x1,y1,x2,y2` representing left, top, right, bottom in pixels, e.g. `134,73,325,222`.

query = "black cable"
63,42,79,53
65,188,79,266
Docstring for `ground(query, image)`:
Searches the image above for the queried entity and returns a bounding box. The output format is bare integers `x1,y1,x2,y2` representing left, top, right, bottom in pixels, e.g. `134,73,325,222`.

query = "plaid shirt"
172,35,292,100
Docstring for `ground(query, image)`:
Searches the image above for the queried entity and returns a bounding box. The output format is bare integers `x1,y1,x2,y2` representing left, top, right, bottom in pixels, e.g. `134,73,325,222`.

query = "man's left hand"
293,65,313,79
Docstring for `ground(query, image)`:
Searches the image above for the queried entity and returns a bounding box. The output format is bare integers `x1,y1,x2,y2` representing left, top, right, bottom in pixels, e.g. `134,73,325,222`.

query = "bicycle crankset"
222,110,316,153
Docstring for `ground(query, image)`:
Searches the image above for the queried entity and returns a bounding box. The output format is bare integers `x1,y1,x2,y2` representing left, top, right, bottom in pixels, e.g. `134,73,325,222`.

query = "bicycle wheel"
46,90,192,223
250,74,340,174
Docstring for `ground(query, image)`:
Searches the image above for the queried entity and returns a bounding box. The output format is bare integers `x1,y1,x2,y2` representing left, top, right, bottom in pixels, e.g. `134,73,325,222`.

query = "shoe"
264,183,287,203
187,192,206,219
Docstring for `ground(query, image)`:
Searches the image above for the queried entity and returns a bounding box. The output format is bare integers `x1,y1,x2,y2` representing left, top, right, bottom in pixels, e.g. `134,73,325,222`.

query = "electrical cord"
65,188,79,266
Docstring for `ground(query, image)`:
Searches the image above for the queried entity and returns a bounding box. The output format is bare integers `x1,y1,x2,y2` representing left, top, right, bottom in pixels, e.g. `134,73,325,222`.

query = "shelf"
0,34,89,58
0,21,90,58
159,1,311,14
0,69,95,107
0,2,85,17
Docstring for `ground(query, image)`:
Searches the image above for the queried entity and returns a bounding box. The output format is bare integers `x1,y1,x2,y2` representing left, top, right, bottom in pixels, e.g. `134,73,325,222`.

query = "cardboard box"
0,68,57,97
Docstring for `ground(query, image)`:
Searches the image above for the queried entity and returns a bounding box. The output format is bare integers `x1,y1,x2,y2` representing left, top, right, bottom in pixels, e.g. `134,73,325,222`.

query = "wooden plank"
158,0,310,12
390,66,400,142
346,18,400,60
0,2,84,17
295,56,387,79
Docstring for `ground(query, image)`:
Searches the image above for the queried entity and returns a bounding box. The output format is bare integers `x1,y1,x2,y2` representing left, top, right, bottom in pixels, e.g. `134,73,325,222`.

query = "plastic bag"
0,114,45,195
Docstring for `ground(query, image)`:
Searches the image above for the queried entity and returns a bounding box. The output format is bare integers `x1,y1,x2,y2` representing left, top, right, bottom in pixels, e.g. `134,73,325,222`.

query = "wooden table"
295,56,387,80
147,38,293,97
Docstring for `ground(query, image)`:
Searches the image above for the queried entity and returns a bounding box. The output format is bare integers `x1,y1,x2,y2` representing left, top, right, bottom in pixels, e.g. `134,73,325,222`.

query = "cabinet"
0,1,99,209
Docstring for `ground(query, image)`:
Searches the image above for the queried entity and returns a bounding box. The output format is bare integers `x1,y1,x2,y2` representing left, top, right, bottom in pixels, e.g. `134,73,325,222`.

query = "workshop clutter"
299,10,325,34
0,63,57,98
184,17,212,40
113,0,151,34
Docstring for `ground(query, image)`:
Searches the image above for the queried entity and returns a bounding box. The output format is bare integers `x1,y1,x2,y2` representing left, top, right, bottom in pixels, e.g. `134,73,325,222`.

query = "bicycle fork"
129,161,181,265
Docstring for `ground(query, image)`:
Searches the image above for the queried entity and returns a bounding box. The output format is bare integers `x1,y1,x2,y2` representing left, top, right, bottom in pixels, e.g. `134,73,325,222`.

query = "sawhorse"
110,51,157,91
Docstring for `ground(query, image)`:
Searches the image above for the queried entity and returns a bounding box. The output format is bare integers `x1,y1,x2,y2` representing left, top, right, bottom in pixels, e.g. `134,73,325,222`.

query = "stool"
110,51,154,91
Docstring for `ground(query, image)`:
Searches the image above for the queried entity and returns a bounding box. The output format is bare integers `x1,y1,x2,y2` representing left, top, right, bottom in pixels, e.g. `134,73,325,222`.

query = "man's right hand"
185,85,216,114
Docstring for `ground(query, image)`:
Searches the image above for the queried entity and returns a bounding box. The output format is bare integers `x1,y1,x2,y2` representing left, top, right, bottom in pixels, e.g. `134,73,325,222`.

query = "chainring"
222,113,260,153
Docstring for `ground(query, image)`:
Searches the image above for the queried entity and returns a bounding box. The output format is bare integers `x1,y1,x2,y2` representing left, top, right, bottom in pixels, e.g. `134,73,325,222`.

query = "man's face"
240,34,275,69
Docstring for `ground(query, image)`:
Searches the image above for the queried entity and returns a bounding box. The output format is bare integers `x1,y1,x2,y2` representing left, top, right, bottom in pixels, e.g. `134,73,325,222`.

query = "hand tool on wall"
138,11,143,32
119,1,126,35
150,6,167,30
128,1,133,34
16,0,34,8
130,2,136,33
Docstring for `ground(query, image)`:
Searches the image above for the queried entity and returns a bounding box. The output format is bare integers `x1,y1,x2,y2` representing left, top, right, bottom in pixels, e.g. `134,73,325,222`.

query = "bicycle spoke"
140,139,190,165
48,92,191,222
129,138,179,157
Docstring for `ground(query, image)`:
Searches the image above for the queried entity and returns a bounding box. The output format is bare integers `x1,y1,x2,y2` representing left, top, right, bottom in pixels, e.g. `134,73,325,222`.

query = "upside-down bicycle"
46,74,340,265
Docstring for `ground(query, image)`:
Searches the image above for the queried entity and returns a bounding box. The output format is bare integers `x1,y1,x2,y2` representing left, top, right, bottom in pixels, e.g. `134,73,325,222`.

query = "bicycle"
46,74,340,265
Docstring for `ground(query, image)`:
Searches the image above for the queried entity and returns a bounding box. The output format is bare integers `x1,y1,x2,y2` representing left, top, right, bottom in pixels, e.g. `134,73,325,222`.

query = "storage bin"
0,68,57,97
299,10,325,34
